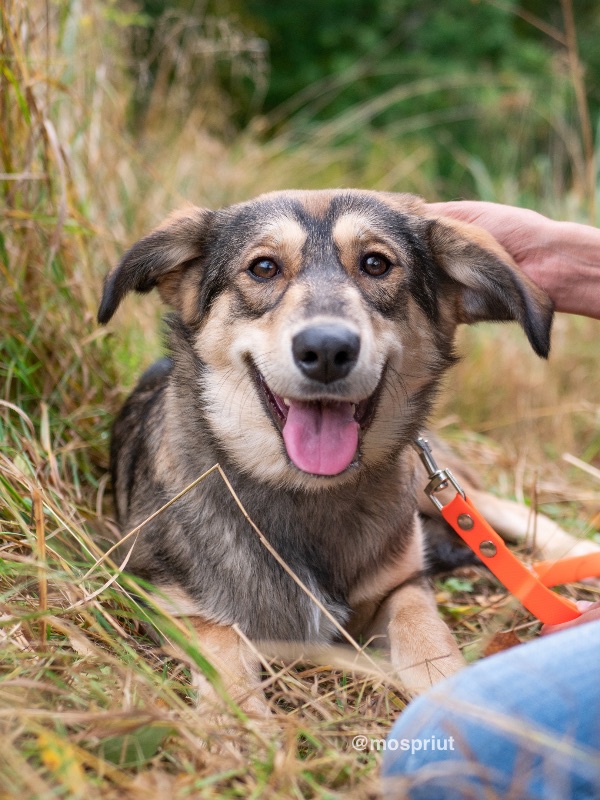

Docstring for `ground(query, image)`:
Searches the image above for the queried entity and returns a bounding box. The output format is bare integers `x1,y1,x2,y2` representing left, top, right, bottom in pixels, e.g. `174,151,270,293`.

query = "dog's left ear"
98,206,213,323
429,216,553,358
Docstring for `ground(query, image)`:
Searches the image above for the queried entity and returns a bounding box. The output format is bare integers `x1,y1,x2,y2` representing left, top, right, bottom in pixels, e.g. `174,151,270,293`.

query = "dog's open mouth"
251,366,381,477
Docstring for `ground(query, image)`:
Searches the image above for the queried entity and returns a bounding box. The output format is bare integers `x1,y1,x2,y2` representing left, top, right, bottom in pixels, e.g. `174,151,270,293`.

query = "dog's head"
99,191,552,488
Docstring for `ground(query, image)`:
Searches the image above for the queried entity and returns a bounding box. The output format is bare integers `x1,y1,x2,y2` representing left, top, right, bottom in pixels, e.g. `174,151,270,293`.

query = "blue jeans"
382,621,600,799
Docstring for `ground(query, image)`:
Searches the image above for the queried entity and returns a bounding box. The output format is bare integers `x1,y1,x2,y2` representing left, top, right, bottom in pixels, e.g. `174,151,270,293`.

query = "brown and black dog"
98,190,593,712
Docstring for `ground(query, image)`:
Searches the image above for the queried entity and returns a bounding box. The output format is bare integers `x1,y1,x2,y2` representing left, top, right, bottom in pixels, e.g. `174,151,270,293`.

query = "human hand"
426,201,600,319
540,600,600,636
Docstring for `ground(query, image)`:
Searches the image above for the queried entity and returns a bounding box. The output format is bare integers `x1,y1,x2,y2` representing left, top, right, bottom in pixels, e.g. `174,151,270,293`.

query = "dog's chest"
158,475,417,642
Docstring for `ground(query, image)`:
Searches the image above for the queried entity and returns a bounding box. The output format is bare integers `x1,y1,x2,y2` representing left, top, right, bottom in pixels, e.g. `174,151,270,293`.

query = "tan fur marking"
152,583,202,617
299,191,336,218
385,583,465,694
254,189,426,218
195,293,236,370
241,215,306,278
332,212,401,267
187,617,270,717
254,189,337,219
155,203,203,230
147,585,271,717
376,192,426,216
359,301,438,471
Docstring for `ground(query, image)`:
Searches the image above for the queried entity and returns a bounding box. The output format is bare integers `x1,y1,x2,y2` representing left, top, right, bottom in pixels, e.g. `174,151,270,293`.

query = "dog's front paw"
387,584,466,695
390,644,465,696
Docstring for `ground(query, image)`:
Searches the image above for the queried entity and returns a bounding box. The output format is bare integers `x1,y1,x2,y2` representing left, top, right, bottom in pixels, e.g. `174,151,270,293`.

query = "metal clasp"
412,436,466,511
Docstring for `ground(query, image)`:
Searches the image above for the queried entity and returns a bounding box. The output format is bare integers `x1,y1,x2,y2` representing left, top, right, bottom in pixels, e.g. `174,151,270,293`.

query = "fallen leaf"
483,630,521,657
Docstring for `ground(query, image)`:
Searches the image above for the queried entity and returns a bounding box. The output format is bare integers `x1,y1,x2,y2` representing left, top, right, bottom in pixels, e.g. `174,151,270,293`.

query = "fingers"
540,601,600,636
425,201,493,225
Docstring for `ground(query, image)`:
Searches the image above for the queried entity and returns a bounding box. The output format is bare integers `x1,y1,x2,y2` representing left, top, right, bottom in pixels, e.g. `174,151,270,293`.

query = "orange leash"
413,437,590,625
534,553,600,587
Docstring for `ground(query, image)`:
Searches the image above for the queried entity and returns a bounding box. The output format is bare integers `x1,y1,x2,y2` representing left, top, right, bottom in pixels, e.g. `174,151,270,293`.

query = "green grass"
1,1,599,797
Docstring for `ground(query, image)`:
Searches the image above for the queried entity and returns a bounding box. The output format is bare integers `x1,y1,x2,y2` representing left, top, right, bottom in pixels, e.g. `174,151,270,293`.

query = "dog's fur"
98,190,590,708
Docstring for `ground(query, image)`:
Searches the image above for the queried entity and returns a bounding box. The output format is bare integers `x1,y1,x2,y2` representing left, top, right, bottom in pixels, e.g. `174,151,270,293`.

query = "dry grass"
1,1,599,797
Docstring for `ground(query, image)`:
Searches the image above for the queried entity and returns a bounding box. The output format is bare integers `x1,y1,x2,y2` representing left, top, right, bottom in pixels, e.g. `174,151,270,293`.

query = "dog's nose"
292,324,360,384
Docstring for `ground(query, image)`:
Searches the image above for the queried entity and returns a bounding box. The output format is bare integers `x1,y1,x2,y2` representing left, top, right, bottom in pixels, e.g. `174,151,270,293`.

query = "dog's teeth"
283,397,290,406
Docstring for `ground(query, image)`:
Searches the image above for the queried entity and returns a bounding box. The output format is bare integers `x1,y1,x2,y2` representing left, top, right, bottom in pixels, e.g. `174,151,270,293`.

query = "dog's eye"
248,258,280,281
361,253,391,277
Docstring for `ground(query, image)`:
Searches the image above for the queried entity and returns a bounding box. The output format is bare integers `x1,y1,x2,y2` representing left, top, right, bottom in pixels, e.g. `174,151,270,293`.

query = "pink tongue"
282,400,359,475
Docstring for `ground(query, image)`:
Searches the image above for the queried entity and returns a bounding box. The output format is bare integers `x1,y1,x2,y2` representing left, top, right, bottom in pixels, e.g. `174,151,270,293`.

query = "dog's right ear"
97,206,213,323
427,215,554,358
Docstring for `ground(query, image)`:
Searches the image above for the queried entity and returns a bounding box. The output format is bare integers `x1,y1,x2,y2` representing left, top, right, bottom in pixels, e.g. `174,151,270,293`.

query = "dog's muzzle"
292,324,360,384
278,323,361,475
251,322,383,478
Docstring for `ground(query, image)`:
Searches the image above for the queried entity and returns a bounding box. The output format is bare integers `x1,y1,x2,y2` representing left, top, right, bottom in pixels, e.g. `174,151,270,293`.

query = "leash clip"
412,436,465,511
412,435,587,625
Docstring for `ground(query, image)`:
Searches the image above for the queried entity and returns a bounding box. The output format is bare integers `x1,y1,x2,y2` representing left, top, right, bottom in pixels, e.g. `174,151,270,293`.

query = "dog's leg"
372,583,465,695
187,617,271,720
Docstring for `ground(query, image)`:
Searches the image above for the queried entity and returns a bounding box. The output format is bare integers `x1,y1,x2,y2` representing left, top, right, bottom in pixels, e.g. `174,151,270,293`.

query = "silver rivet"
457,514,474,530
479,540,497,558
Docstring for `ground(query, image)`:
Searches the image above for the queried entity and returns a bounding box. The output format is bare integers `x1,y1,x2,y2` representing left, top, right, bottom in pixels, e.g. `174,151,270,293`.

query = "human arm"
426,201,600,319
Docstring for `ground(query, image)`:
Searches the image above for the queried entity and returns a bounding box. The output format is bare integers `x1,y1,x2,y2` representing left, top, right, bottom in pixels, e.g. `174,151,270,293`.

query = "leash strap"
413,437,584,625
535,553,600,587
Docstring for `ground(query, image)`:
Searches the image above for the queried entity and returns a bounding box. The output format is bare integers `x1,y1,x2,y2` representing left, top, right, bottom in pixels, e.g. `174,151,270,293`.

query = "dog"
97,190,594,712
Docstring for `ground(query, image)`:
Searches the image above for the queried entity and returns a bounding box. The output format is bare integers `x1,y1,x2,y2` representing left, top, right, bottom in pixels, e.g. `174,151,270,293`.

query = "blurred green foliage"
232,0,600,113
240,0,541,112
131,0,600,202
